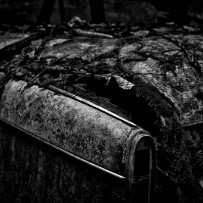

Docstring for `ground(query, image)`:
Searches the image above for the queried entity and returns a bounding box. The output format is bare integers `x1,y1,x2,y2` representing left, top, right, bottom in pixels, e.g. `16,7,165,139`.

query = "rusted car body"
0,79,156,203
0,23,203,202
0,31,156,202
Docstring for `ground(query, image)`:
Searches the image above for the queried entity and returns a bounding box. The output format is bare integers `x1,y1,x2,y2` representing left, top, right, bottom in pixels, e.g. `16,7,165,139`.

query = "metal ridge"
0,116,126,180
49,84,203,130
48,85,141,129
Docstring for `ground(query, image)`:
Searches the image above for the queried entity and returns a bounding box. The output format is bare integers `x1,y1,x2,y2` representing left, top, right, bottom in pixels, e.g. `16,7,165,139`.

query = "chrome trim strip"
0,116,126,180
125,133,156,203
48,85,139,128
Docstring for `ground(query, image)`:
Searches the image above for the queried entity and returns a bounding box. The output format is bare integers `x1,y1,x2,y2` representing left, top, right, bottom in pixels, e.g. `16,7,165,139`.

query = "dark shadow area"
0,0,202,26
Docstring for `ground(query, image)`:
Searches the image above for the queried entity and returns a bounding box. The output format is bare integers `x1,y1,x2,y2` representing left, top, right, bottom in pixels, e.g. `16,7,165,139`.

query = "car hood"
0,26,203,127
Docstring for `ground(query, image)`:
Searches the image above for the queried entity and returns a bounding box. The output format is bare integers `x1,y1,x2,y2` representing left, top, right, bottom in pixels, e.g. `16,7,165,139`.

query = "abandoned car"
0,20,203,202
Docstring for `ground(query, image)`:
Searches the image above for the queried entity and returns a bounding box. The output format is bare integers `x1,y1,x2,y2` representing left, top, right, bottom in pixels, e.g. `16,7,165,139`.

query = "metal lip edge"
47,84,139,129
0,116,126,180
49,84,203,130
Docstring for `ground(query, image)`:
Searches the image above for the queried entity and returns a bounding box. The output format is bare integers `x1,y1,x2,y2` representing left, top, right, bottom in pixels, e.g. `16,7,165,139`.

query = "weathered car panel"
0,79,156,202
0,121,127,203
1,22,203,202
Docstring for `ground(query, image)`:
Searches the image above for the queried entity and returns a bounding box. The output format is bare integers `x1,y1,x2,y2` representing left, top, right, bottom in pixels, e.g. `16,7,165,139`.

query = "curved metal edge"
48,85,139,128
125,133,156,203
0,116,126,180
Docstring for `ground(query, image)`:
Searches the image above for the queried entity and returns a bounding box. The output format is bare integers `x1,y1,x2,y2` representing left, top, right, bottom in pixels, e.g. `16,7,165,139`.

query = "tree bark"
37,0,56,24
89,0,106,23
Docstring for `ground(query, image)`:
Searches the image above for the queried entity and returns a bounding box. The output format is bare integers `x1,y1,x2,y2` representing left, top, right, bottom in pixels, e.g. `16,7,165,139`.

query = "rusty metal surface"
0,27,201,127
0,24,203,202
0,26,203,127
0,80,156,202
0,115,126,180
0,79,151,176
0,122,127,203
126,133,156,203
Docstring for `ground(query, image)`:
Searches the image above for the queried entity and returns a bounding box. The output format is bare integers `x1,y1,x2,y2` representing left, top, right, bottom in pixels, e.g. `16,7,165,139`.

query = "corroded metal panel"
1,27,203,126
0,79,149,176
0,121,127,203
1,24,202,201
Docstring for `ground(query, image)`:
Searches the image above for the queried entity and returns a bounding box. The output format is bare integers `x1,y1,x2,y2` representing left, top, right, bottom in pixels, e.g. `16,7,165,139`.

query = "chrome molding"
0,116,126,180
48,85,140,129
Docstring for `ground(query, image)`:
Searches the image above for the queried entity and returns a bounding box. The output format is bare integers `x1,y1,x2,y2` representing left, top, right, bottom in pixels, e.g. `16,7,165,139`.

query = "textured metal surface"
0,79,152,176
126,133,156,203
0,116,125,180
0,121,127,203
2,25,202,201
1,27,203,127
48,84,139,128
